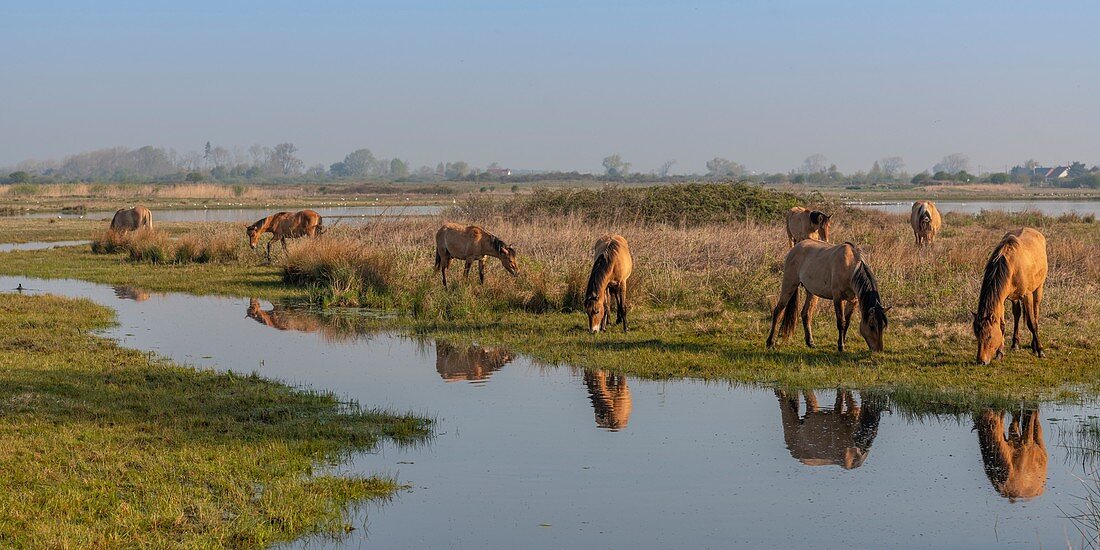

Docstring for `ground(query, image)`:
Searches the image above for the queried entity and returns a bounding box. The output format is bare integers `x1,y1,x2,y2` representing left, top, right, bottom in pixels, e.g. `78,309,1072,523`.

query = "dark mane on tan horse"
853,260,886,327
976,240,1012,321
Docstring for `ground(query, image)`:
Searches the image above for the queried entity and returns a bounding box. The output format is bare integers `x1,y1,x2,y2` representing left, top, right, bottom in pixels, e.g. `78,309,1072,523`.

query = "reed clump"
92,226,247,265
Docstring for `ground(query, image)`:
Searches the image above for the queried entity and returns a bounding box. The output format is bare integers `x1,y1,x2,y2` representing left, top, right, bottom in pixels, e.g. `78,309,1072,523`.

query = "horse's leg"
766,280,799,349
478,258,485,284
1023,293,1043,358
833,389,845,413
463,260,473,279
601,290,610,332
801,290,819,348
834,299,847,352
803,391,819,413
619,280,629,332
441,256,451,288
842,300,856,338
266,240,273,262
1010,300,1022,351
281,237,288,256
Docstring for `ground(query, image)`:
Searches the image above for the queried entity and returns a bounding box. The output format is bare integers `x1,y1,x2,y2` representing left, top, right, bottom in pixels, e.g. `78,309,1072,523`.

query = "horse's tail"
778,286,800,339
434,251,442,272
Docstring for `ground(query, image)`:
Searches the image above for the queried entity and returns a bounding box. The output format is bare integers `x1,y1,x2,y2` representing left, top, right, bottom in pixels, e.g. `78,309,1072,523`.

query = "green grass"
0,292,430,547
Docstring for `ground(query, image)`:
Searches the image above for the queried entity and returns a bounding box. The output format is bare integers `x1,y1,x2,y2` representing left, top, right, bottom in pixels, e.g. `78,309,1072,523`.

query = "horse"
435,341,514,383
246,210,324,261
434,223,518,287
972,227,1047,365
584,234,633,333
909,200,942,246
974,409,1047,501
785,206,831,247
583,369,633,431
775,389,883,469
766,240,890,352
110,206,153,232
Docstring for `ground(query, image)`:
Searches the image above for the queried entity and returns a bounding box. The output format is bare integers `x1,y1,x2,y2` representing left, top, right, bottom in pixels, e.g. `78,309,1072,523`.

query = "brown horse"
909,200,942,246
110,206,153,232
766,240,889,352
584,234,633,333
434,223,519,287
583,369,633,431
435,341,514,383
246,210,324,261
972,227,1047,365
785,206,831,247
775,389,883,469
975,409,1047,501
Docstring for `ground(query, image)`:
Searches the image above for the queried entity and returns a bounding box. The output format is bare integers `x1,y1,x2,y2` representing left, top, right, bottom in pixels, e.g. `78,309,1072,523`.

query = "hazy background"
2,0,1097,174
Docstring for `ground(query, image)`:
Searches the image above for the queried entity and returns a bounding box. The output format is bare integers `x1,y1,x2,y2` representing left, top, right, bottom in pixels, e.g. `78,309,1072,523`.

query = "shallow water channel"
851,199,1100,217
3,275,1100,548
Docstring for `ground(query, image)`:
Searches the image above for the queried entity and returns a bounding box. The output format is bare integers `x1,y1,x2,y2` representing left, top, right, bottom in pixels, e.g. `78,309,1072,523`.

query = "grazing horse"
974,409,1047,501
785,206,831,247
766,240,890,352
972,227,1047,365
909,200,942,246
435,341,514,383
434,223,519,287
584,234,633,333
583,369,633,431
110,206,153,232
775,389,883,469
246,210,324,261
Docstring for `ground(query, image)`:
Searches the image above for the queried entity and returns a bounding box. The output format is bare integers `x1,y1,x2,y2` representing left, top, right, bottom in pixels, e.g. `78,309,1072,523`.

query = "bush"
185,172,204,182
989,172,1009,184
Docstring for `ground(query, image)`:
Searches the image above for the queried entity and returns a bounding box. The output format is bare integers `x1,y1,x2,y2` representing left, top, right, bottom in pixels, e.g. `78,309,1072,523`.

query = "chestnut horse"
110,206,153,232
972,227,1047,364
434,223,519,287
975,409,1047,501
246,210,324,260
785,206,831,247
584,234,633,333
909,200,942,246
766,240,889,352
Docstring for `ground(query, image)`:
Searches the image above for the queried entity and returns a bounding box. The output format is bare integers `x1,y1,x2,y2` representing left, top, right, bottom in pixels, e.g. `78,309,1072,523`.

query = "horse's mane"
585,239,620,300
849,244,883,318
977,237,1015,319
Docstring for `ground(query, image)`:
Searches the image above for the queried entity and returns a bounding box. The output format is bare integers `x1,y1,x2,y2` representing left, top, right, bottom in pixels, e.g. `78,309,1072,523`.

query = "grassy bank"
0,292,430,547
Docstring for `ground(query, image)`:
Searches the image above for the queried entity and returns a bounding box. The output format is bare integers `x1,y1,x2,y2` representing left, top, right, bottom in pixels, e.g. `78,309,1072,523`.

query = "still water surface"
852,199,1100,217
2,276,1098,548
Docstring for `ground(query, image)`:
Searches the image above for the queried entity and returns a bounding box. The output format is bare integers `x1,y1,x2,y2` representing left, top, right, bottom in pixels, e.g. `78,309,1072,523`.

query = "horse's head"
858,302,889,352
972,311,1005,365
493,239,519,276
246,220,264,249
810,210,832,241
584,292,604,333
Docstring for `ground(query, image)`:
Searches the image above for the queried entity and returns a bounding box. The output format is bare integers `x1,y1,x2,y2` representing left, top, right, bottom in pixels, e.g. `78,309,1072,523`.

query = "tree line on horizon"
3,144,1099,190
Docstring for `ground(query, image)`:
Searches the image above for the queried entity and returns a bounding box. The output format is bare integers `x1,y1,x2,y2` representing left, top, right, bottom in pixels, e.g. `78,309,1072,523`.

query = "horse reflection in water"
974,409,1047,501
584,370,632,431
776,389,883,469
434,341,514,384
113,286,151,302
245,298,363,343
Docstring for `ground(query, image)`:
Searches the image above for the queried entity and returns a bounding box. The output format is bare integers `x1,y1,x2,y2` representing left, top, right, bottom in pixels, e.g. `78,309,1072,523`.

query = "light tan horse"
785,206,831,247
975,409,1047,501
972,227,1047,365
110,206,153,232
434,223,518,287
435,341,514,383
583,369,633,431
766,240,890,352
775,389,883,469
246,210,324,261
909,200,942,246
584,234,633,333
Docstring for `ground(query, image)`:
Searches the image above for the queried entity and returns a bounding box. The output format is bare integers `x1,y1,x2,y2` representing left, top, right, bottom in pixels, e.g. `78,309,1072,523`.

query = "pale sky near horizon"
2,0,1098,174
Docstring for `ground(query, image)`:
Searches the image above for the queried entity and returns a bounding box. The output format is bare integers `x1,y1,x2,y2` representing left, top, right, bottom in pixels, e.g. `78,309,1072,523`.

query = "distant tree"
270,143,303,176
511,184,520,193
932,171,952,181
989,172,1009,184
705,157,745,178
210,166,228,180
933,153,970,175
602,154,630,178
185,172,204,182
657,159,677,178
800,154,827,174
1065,174,1100,189
203,141,212,165
955,170,974,182
880,156,905,178
445,161,469,179
1068,161,1088,178
911,171,932,184
306,164,326,178
329,162,350,178
7,171,31,184
390,158,408,178
868,161,884,181
343,148,376,177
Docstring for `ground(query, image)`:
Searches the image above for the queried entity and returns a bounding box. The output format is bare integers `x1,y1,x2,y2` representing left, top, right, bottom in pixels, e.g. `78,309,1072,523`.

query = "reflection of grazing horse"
434,341,514,383
583,370,633,431
113,286,150,301
974,409,1047,501
775,389,882,469
246,298,366,343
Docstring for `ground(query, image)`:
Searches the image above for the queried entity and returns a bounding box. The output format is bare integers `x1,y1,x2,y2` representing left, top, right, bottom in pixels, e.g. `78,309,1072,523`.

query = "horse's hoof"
806,341,815,348
1011,343,1020,351
1036,349,1045,358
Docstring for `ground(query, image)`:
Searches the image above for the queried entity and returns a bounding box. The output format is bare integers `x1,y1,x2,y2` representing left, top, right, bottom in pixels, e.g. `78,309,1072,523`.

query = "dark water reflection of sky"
2,276,1098,549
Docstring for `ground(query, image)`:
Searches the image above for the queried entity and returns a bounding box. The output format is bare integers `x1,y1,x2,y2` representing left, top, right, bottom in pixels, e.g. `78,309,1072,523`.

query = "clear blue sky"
2,0,1098,174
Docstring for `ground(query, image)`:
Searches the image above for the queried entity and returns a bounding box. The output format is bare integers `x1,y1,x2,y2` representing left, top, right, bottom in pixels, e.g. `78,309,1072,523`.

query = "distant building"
1033,166,1070,182
486,167,512,177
